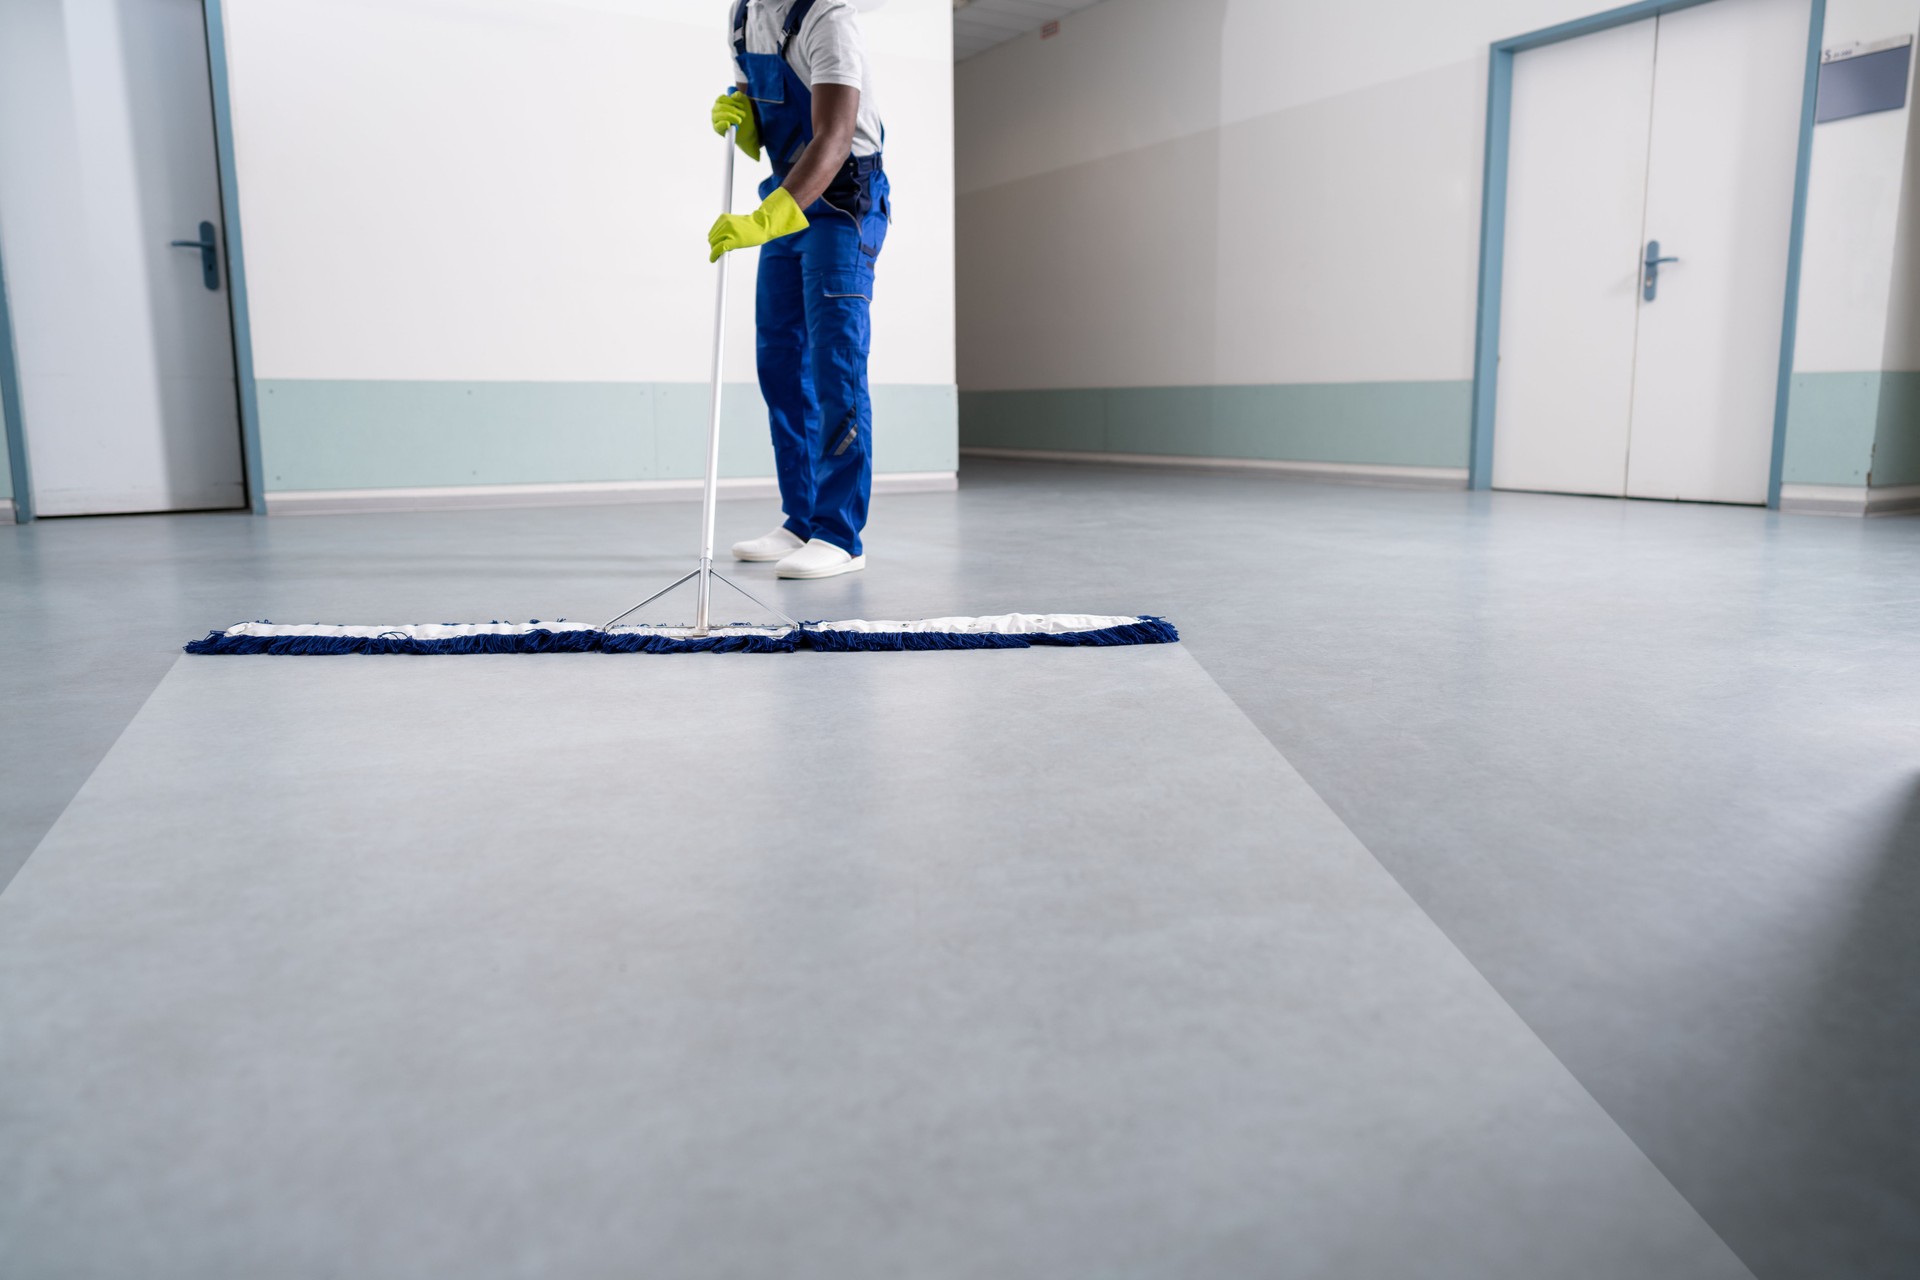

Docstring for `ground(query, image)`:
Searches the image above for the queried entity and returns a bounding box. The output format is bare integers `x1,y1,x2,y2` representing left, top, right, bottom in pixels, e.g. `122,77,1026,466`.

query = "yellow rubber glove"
711,90,761,162
708,187,809,262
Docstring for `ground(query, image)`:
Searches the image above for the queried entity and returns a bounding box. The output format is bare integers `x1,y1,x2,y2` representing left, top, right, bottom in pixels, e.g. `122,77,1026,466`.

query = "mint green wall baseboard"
80,373,1909,501
960,376,1914,489
1872,371,1920,488
1782,371,1883,486
257,380,958,493
1780,371,1920,488
0,387,13,503
960,383,1473,469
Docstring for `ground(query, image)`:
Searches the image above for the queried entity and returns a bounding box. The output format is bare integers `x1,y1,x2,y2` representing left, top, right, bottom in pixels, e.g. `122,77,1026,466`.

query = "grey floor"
2,459,1916,1279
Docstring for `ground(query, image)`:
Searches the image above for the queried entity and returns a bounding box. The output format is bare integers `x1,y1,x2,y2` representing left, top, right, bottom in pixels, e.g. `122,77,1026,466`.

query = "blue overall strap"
735,0,821,64
780,0,821,57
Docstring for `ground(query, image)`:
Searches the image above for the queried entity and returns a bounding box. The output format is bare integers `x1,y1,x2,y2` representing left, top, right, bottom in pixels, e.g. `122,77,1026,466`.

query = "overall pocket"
819,270,872,304
826,410,863,461
815,269,874,354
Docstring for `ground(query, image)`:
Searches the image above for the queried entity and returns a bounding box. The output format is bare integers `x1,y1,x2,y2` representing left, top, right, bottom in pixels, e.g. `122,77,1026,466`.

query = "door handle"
1642,239,1679,302
168,221,220,291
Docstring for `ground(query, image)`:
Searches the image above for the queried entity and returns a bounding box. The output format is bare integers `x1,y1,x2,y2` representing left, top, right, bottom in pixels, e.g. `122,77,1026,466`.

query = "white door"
1626,0,1809,501
1493,18,1658,499
0,0,245,517
1493,0,1812,505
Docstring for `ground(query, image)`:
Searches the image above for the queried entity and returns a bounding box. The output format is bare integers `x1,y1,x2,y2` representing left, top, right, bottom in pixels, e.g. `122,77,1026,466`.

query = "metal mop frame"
605,129,796,637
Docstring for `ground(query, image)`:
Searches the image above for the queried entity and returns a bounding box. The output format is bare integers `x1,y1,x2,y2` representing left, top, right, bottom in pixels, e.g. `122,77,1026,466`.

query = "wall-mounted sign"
1816,34,1912,124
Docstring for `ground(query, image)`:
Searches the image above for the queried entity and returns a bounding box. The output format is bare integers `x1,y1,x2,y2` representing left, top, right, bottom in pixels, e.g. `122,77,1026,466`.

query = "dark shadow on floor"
1743,776,1920,1279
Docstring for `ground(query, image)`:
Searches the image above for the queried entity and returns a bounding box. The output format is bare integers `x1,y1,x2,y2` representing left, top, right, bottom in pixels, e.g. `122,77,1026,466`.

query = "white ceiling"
952,0,1108,62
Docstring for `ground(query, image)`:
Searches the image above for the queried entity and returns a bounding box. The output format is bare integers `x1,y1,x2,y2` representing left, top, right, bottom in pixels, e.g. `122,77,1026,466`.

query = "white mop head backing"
184,614,1179,656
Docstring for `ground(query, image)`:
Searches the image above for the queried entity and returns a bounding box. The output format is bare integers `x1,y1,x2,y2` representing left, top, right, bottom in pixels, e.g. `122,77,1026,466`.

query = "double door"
0,0,245,517
1492,0,1812,504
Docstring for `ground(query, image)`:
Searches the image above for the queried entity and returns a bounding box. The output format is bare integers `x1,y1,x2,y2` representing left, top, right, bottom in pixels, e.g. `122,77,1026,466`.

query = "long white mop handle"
694,129,737,635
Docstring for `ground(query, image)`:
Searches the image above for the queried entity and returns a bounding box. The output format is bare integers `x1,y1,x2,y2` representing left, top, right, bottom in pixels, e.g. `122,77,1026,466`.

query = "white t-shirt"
731,0,884,159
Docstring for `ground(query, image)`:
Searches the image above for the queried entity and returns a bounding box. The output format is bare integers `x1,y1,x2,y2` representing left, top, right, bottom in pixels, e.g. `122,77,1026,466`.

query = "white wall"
1879,40,1920,372
958,0,1624,394
957,0,1918,427
224,0,955,389
1794,0,1920,374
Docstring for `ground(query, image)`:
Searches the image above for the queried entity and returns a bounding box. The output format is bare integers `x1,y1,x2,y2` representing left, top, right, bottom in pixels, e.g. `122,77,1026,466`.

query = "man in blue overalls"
709,0,890,581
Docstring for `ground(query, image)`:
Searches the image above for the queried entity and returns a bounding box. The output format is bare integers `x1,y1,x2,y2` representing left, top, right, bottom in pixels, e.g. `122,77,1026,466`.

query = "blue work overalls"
733,0,890,557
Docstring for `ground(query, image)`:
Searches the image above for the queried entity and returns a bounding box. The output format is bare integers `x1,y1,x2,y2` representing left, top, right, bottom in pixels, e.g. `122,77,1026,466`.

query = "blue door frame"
0,227,28,521
0,0,264,523
203,0,266,515
1467,0,1827,508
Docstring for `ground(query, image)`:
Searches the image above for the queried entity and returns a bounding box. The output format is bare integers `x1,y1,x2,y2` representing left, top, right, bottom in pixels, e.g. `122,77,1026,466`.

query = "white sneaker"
776,539,866,580
731,526,804,562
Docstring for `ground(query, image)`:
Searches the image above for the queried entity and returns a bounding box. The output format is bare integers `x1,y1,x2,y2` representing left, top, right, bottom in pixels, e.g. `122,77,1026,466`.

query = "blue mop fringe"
182,616,1179,656
801,616,1181,652
182,628,802,657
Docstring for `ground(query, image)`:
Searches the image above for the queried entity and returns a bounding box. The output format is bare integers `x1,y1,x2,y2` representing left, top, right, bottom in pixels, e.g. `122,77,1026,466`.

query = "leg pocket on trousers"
825,409,863,461
820,270,872,303
814,270,874,352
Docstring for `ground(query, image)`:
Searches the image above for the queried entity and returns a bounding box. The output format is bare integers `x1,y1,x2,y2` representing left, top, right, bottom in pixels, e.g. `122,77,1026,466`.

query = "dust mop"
185,131,1177,657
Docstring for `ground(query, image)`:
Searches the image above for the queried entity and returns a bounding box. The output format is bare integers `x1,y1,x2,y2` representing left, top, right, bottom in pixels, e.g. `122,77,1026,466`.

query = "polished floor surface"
3,460,1917,1279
